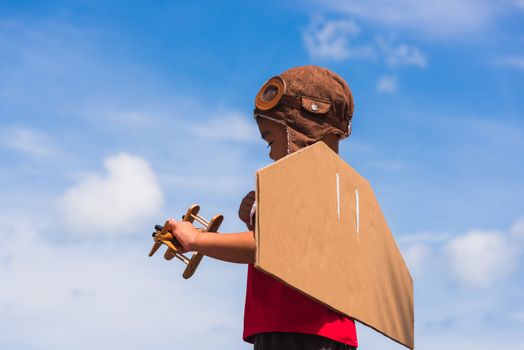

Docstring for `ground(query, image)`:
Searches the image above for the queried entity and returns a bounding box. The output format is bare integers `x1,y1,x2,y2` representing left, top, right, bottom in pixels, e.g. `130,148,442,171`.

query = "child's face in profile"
257,117,288,161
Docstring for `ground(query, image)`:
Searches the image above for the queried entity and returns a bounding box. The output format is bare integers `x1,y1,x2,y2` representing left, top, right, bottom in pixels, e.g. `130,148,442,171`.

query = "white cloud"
402,242,431,276
303,18,426,68
302,18,375,61
445,230,519,287
399,217,524,287
376,76,397,93
0,218,247,350
317,0,501,39
0,126,56,157
58,153,163,235
376,36,427,68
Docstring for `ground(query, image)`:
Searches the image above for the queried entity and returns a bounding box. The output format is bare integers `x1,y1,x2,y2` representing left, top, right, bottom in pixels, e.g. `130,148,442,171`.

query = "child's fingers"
242,191,255,202
166,218,178,231
239,190,256,224
242,198,255,207
239,204,253,212
239,212,250,221
239,209,252,222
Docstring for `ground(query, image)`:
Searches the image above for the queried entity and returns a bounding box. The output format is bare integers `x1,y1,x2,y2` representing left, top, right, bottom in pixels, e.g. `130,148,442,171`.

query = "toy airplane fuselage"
148,204,223,279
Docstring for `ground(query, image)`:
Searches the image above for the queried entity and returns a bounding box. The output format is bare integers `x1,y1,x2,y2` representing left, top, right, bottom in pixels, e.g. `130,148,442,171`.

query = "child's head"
254,65,354,160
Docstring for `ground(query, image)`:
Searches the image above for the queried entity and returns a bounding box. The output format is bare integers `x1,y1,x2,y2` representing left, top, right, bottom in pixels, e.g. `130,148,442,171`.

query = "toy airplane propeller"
148,204,223,279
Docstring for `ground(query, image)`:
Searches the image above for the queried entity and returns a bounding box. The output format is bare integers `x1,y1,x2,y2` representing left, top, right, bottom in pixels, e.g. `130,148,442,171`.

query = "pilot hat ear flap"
287,128,314,153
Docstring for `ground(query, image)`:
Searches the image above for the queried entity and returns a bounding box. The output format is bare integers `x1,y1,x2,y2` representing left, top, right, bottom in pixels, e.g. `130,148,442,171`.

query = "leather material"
254,65,354,153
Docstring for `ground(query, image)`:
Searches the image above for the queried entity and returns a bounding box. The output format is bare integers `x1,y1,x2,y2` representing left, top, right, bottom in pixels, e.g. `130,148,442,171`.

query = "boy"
167,65,358,350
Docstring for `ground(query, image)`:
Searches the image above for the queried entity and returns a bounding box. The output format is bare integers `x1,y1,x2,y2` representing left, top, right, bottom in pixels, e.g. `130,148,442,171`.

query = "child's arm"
194,230,256,264
166,191,257,264
165,219,256,264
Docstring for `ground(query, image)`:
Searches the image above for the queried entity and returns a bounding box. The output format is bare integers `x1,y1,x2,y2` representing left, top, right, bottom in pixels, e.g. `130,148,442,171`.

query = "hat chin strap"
255,113,336,156
254,114,291,155
287,128,323,153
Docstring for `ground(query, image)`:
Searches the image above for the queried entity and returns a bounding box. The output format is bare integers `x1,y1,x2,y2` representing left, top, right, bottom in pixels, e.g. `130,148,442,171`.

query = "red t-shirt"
243,264,358,347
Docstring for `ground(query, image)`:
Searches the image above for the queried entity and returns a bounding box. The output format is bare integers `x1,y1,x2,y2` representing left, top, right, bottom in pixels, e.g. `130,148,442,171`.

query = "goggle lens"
255,76,286,111
261,85,279,102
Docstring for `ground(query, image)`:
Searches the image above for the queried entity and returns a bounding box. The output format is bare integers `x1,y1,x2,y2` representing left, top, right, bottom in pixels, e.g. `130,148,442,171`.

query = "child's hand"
165,219,200,253
238,191,255,230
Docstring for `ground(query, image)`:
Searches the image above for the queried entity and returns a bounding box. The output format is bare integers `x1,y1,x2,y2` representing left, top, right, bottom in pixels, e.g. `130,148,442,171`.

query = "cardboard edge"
256,141,329,176
255,171,261,266
254,264,414,349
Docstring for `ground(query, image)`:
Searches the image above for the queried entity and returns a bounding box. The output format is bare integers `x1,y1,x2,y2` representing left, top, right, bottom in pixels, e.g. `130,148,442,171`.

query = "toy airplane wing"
148,205,223,279
148,242,163,257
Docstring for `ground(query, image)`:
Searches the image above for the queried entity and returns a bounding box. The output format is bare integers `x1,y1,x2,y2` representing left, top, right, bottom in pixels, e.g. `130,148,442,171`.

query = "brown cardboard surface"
255,141,414,349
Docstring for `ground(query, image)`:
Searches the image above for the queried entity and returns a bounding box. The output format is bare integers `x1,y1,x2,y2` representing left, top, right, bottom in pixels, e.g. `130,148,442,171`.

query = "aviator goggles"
255,76,347,132
255,76,302,111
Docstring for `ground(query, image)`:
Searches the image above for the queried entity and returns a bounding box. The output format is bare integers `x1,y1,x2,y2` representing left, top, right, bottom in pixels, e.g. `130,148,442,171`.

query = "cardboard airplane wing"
255,141,414,349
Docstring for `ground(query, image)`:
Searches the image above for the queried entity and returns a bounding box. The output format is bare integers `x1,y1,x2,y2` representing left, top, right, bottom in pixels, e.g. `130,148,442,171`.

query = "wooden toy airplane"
148,204,223,279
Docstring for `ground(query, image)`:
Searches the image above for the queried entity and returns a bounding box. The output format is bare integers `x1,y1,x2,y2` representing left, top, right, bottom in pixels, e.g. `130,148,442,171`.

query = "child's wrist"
189,229,203,252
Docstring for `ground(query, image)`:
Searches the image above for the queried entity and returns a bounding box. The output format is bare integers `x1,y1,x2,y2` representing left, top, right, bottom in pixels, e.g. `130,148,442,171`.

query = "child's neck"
322,134,340,154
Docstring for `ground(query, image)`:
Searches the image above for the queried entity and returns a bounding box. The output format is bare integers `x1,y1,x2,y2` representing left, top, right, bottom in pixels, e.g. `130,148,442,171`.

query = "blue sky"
1,1,524,349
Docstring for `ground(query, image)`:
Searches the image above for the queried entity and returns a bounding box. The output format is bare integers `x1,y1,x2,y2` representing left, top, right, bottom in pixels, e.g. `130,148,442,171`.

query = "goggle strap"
280,94,302,110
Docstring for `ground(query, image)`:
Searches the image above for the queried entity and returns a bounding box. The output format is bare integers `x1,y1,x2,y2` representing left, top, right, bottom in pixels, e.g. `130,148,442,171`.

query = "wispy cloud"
302,18,374,61
511,217,524,240
402,242,431,276
376,75,397,93
315,0,504,39
0,126,57,157
97,109,159,126
186,111,260,143
376,36,427,68
303,18,427,68
516,0,524,10
58,153,163,235
492,55,524,70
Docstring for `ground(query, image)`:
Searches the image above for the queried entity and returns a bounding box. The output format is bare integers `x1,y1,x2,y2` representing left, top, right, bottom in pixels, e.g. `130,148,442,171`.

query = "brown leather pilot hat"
254,65,354,153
